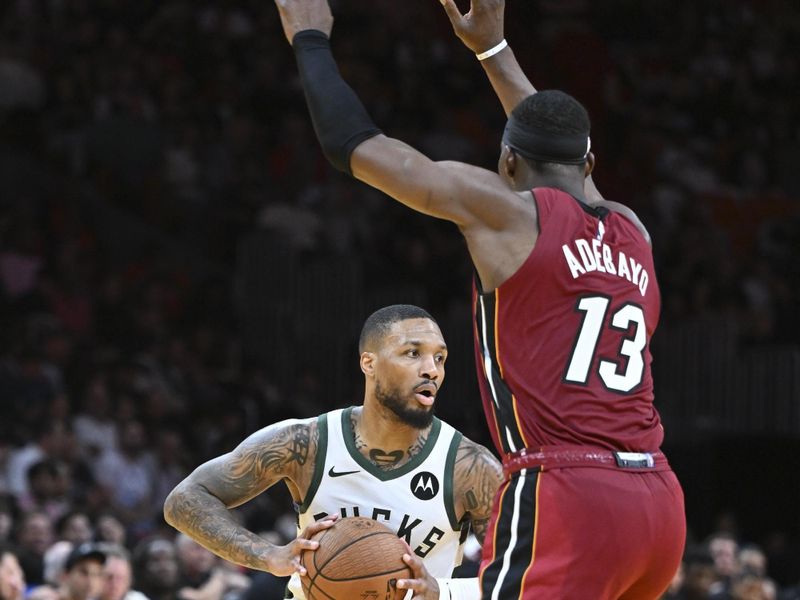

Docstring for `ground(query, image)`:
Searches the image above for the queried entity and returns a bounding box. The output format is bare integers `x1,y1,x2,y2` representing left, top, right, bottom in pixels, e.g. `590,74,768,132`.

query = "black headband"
502,116,590,165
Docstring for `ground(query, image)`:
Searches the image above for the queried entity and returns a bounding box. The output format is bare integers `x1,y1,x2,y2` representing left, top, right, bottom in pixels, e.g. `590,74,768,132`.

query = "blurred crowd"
1,0,799,598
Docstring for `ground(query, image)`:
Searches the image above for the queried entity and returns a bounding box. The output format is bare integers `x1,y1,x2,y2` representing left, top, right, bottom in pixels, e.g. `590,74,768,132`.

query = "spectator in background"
0,543,25,600
98,545,148,600
709,532,741,597
18,460,71,522
132,538,180,600
150,430,187,520
14,511,54,586
739,545,768,578
174,534,215,591
56,512,94,547
57,544,106,600
72,374,118,464
6,421,72,499
0,496,15,544
682,546,718,600
94,421,156,539
94,515,126,548
0,344,58,444
174,534,249,600
41,541,73,590
729,573,777,600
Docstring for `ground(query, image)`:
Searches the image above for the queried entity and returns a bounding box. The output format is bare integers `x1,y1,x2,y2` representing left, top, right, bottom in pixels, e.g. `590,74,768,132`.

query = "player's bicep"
187,419,315,509
351,135,514,229
453,439,504,545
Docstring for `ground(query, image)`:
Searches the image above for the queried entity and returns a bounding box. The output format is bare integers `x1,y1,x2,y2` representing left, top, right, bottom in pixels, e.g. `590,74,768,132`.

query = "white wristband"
476,39,508,61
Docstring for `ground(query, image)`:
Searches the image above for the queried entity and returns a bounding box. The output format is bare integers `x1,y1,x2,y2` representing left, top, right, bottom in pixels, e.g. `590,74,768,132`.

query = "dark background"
1,0,798,594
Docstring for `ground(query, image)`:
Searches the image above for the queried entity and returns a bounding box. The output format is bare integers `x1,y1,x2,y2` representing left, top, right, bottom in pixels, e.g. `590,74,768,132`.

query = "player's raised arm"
274,0,527,234
163,418,335,577
439,0,534,118
439,0,643,236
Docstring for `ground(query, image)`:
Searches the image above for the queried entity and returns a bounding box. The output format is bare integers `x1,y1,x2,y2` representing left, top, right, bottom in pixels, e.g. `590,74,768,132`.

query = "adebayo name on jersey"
312,508,445,558
562,237,650,296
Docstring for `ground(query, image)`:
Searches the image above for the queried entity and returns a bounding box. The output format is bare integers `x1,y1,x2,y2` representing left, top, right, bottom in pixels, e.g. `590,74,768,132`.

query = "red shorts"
479,447,685,600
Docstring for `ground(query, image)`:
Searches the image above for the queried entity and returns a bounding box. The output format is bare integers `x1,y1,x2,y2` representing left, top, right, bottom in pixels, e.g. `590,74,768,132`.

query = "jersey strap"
296,412,328,512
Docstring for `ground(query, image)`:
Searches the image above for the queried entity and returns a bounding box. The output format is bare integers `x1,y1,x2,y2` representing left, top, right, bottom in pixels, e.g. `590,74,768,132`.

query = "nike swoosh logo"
328,467,360,478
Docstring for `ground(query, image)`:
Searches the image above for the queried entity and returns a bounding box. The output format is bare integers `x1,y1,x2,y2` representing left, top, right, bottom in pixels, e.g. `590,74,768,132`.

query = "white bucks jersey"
286,407,467,599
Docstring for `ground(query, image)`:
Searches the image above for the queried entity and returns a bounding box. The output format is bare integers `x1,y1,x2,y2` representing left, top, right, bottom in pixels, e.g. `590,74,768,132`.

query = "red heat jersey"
473,188,663,455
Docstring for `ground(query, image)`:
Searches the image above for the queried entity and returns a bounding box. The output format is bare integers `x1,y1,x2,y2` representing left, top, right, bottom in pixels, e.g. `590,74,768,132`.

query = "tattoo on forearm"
164,423,317,571
165,487,274,570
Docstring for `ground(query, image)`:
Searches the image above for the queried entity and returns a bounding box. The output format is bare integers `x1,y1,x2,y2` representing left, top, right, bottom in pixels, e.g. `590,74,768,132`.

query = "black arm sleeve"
292,29,382,175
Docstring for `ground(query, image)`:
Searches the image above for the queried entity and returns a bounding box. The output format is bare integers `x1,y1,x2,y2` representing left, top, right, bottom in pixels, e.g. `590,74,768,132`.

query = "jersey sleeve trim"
297,412,328,513
443,430,464,531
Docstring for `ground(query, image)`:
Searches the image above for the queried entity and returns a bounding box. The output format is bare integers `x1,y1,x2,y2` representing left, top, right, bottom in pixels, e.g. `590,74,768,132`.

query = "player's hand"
396,553,440,599
266,514,338,577
438,0,505,56
274,0,334,44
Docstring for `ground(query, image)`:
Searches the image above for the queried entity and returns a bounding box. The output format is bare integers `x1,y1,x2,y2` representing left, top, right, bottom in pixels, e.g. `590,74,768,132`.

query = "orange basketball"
300,517,412,600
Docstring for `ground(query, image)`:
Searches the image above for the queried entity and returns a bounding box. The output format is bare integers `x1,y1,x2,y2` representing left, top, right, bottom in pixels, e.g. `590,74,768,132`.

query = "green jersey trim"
341,406,442,481
443,431,463,531
297,413,328,513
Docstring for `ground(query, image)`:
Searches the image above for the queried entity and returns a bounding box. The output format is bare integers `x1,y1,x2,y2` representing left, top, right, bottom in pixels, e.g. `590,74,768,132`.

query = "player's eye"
406,349,418,357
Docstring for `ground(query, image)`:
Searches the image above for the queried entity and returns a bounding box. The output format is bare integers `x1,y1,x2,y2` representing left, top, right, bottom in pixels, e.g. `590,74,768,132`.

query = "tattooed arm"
453,437,504,545
163,418,335,576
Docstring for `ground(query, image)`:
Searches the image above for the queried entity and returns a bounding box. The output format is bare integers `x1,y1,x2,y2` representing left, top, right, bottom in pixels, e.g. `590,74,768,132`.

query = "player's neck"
352,405,431,470
530,175,586,203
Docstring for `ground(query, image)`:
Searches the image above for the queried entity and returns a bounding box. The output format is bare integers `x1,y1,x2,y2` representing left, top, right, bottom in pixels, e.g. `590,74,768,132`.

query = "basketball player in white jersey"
164,305,503,599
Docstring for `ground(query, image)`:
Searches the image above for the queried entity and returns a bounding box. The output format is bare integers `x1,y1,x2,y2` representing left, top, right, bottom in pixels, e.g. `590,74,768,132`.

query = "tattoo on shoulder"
231,421,317,483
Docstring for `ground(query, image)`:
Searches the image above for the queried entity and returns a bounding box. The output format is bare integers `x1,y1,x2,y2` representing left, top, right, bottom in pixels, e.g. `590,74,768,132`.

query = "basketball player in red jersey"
275,0,686,597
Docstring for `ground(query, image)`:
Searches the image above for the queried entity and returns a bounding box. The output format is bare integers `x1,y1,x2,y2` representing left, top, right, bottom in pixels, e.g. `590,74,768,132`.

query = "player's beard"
375,380,434,429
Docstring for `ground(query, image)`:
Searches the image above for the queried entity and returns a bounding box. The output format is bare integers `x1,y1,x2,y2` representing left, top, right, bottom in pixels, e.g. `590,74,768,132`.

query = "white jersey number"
564,296,646,393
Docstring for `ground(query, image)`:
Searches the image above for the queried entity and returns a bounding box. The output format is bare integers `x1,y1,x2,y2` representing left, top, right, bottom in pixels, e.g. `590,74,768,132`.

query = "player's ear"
360,352,376,377
584,152,595,178
503,145,516,179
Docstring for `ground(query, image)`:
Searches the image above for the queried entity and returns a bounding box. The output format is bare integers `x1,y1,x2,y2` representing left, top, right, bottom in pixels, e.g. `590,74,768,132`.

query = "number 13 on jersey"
564,295,646,393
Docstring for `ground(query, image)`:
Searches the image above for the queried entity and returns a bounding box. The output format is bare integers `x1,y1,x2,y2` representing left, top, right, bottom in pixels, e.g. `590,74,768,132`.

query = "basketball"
300,517,412,600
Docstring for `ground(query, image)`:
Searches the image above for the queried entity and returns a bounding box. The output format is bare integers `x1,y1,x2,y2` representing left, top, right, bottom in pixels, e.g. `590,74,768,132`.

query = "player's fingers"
401,552,425,577
439,0,465,27
294,537,320,550
395,577,425,592
292,557,308,577
301,514,338,538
